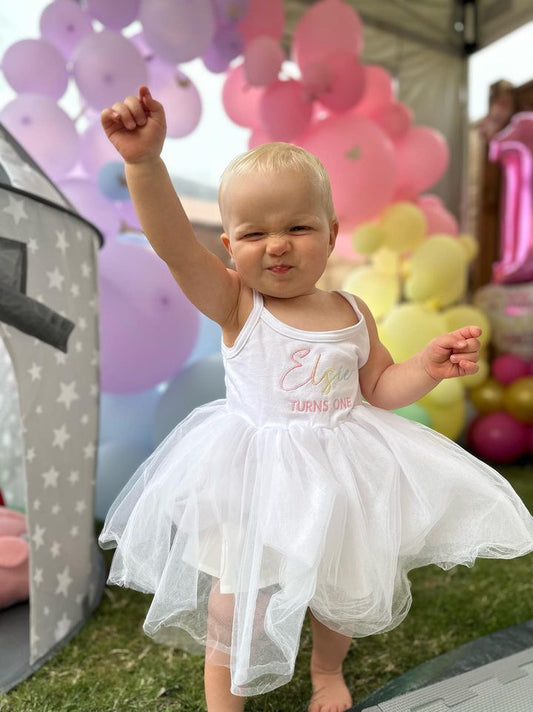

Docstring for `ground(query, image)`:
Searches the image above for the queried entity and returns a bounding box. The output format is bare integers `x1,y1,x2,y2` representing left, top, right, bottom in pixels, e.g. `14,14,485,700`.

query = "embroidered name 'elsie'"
280,348,353,395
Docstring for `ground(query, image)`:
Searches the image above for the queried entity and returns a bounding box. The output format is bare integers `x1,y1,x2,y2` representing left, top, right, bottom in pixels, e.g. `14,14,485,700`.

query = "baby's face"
220,169,337,299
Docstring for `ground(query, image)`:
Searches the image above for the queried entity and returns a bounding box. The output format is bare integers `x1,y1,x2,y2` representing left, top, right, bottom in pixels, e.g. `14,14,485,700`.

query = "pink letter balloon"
98,240,199,393
489,112,533,284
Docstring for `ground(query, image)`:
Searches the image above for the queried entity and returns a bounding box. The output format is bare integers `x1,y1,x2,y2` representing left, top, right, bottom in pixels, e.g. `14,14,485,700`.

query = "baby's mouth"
268,265,293,274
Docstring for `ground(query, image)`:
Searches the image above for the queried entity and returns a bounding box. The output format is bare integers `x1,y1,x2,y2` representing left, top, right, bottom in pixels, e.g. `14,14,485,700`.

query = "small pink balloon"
222,62,264,129
2,39,69,100
318,51,366,113
243,35,284,87
86,0,140,30
260,80,313,141
468,412,528,464
373,102,413,140
395,126,449,194
202,25,244,73
301,61,333,102
291,0,363,67
351,65,394,117
139,0,215,64
237,0,284,42
57,177,121,239
98,240,199,393
148,62,202,139
79,120,121,178
248,126,274,149
417,199,458,236
72,30,148,111
299,114,396,225
0,94,79,181
39,0,94,60
492,353,530,385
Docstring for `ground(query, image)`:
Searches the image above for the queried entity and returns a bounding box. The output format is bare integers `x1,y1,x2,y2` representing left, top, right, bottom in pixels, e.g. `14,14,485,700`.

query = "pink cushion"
0,506,27,537
0,536,29,608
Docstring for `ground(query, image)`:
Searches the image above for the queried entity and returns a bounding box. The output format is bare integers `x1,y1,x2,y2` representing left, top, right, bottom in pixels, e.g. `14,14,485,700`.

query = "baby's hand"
422,326,482,381
100,86,166,165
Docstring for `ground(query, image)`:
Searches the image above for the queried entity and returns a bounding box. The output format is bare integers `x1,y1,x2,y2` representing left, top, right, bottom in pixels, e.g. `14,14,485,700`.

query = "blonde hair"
218,142,336,225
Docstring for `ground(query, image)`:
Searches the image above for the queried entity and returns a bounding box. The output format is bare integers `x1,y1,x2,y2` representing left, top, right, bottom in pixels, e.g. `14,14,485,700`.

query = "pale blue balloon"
99,386,163,449
153,354,225,446
185,312,222,365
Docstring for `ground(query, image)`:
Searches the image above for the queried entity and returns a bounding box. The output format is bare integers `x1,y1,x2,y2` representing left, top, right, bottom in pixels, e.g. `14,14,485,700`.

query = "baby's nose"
266,235,290,253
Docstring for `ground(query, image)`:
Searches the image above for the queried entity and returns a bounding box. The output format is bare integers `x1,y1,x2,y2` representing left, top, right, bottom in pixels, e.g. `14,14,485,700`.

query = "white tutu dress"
99,290,533,696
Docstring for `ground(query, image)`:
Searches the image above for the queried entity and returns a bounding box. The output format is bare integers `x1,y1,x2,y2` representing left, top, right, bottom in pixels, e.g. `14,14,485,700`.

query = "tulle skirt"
99,401,533,696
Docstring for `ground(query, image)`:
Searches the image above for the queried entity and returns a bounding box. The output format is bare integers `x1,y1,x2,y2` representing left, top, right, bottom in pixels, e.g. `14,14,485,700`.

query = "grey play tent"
0,123,106,692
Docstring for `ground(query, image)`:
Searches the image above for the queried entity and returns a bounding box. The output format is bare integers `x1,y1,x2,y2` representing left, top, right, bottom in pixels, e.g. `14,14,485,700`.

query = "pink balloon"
72,30,148,111
351,65,394,117
39,0,94,60
57,177,121,239
301,61,333,102
243,36,284,87
222,62,264,129
395,126,449,194
317,51,366,113
299,114,396,225
86,0,140,30
417,193,445,210
79,121,121,178
202,25,244,73
260,80,313,141
492,353,530,385
2,39,69,100
98,240,199,393
237,0,284,43
468,412,528,464
332,228,362,261
417,197,458,235
373,102,413,140
291,0,363,67
0,94,79,181
148,59,202,138
139,0,215,64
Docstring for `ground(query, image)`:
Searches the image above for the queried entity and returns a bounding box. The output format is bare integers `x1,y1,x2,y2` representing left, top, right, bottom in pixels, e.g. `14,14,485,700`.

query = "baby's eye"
242,232,263,239
290,225,311,232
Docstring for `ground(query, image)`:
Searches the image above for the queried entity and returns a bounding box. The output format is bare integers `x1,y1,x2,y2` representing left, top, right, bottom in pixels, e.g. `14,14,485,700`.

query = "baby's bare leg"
308,609,353,712
204,580,245,712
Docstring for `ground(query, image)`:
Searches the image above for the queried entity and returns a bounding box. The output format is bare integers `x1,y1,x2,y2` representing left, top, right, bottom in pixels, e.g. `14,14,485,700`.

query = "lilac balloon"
72,30,148,110
57,177,121,238
116,199,142,230
0,94,79,181
39,0,94,60
149,60,202,138
139,0,216,63
212,0,249,26
2,39,69,100
79,120,121,178
98,239,199,393
202,24,244,73
86,0,141,30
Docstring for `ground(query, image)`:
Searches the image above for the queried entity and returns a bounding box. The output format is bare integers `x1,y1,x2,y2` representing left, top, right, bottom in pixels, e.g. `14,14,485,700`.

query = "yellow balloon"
425,377,464,407
462,358,489,389
352,223,386,255
442,304,492,348
504,377,533,424
420,395,466,440
343,267,400,321
379,303,448,362
469,377,505,414
457,233,478,261
371,247,400,276
404,235,468,308
379,202,427,253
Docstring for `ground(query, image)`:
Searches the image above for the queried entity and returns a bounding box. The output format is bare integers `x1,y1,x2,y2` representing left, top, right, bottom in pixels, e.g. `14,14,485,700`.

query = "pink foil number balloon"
489,112,533,284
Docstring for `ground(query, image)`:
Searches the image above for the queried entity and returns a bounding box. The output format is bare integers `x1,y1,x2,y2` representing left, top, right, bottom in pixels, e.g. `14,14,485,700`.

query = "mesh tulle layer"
99,401,533,696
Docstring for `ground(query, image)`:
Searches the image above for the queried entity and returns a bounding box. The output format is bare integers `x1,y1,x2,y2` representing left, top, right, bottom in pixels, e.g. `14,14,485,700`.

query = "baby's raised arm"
101,86,241,326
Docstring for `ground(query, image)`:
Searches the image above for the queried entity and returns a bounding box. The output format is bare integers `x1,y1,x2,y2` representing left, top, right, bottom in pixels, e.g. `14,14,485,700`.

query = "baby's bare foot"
308,663,353,712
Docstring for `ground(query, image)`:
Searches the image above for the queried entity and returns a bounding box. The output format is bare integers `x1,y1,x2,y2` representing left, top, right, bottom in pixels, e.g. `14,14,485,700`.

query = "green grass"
2,467,533,712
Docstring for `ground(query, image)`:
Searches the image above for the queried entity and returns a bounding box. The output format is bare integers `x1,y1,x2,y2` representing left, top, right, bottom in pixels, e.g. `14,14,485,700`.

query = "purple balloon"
139,0,216,63
116,199,142,231
86,0,141,30
57,177,121,238
468,412,528,464
2,39,69,100
39,0,94,60
79,120,121,178
212,0,249,26
202,25,244,73
98,240,199,393
148,61,202,138
0,94,79,181
72,30,148,110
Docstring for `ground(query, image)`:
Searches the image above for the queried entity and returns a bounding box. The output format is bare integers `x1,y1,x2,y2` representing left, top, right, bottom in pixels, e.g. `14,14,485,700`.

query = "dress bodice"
221,290,370,428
